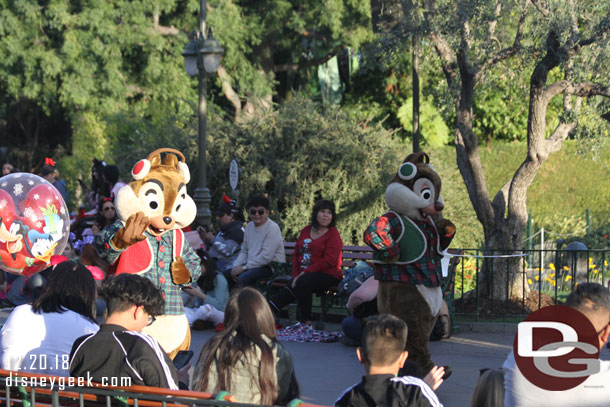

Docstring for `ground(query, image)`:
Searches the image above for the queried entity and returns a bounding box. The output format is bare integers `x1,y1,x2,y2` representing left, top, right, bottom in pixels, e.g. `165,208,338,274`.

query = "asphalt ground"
188,321,518,407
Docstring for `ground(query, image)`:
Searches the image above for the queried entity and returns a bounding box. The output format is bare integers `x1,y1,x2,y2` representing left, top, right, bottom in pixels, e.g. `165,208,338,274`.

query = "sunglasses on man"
249,209,266,216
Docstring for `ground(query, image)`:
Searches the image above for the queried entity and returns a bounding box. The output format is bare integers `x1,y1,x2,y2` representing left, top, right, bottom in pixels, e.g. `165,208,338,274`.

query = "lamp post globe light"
181,0,223,227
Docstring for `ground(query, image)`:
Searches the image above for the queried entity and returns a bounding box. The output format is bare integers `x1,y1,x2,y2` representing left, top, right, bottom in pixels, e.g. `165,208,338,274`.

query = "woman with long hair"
192,288,299,405
269,199,343,325
0,261,99,375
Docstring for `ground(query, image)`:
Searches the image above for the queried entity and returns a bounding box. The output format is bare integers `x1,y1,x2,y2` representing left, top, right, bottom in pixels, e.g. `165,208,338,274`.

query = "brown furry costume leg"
377,280,436,374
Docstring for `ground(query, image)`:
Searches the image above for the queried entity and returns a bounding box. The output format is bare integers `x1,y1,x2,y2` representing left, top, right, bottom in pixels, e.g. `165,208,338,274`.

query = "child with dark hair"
335,314,444,407
0,261,99,375
182,256,229,327
69,274,180,389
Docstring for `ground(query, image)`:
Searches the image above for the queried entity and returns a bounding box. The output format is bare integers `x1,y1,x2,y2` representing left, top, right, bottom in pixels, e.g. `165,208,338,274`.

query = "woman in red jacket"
269,199,343,325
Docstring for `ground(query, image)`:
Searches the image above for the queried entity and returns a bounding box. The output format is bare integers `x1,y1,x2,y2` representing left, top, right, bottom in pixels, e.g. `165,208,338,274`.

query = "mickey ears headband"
45,157,56,167
131,148,190,183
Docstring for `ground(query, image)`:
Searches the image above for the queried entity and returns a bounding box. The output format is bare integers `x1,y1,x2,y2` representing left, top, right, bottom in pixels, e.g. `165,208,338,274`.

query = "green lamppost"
181,0,223,227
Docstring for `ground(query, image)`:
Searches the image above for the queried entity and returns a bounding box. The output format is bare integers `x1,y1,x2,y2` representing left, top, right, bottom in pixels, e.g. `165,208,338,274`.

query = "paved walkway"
188,322,517,407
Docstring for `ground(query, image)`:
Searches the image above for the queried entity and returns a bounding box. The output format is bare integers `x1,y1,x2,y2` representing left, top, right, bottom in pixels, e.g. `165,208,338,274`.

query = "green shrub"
206,96,404,243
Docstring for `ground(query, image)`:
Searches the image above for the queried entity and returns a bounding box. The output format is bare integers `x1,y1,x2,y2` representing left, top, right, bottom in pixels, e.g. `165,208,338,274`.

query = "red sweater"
291,225,343,280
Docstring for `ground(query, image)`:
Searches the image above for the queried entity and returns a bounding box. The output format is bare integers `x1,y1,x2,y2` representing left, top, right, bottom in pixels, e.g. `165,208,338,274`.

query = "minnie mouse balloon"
0,173,70,276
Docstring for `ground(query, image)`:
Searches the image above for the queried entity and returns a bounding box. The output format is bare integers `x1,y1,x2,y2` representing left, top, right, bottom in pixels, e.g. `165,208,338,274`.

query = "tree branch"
475,0,529,83
485,1,503,46
543,122,577,155
530,0,550,16
217,65,242,122
430,33,458,86
544,81,610,101
274,46,343,72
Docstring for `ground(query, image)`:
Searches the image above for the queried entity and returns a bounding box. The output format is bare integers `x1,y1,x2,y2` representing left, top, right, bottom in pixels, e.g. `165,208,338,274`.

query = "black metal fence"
451,248,610,320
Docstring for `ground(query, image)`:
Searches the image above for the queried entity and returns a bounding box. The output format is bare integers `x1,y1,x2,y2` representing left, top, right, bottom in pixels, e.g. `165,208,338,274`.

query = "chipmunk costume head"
115,148,196,235
363,151,455,376
98,148,202,359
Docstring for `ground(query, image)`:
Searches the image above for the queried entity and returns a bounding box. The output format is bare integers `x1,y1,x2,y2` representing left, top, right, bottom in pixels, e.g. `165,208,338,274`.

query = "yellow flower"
535,276,539,281
552,280,556,286
565,275,572,282
549,273,555,278
605,260,608,267
528,279,533,285
589,257,594,264
549,263,556,271
563,266,570,271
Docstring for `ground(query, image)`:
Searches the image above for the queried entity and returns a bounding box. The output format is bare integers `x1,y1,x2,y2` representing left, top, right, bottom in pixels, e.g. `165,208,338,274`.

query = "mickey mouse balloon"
0,173,70,276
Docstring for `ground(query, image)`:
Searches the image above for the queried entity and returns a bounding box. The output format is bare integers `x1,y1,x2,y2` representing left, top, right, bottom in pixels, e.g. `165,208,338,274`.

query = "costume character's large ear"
131,159,151,180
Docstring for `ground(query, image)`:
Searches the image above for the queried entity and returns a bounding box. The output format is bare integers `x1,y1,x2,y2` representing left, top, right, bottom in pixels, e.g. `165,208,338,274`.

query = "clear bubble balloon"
0,173,70,276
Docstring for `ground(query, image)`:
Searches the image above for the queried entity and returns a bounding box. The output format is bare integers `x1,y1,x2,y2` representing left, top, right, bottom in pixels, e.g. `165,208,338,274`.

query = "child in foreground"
335,314,444,407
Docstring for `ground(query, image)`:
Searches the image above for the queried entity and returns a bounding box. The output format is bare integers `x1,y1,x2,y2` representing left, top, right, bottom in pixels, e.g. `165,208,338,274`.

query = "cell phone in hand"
173,350,194,370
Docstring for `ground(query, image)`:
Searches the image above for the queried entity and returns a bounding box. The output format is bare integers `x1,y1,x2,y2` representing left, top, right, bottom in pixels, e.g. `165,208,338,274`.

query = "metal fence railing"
0,369,323,407
451,248,609,320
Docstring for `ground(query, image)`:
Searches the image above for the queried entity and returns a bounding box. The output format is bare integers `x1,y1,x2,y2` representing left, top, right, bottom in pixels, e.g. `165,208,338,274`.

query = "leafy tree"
398,0,610,299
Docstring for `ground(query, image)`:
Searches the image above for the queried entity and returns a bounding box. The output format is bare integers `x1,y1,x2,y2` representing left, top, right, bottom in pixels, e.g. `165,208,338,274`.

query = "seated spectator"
192,287,299,405
96,198,117,231
182,255,228,327
471,368,504,407
2,162,14,176
69,274,180,389
41,158,69,205
228,195,285,287
341,276,378,346
102,164,126,200
503,282,610,406
335,314,444,407
0,261,99,375
269,199,342,325
202,196,244,272
79,243,109,318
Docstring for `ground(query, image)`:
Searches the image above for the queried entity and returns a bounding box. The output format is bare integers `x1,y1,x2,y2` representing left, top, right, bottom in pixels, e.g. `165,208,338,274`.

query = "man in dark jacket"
69,274,180,389
335,314,443,407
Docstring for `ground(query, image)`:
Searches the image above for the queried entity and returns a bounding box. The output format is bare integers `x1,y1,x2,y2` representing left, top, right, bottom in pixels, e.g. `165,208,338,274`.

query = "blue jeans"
224,266,272,288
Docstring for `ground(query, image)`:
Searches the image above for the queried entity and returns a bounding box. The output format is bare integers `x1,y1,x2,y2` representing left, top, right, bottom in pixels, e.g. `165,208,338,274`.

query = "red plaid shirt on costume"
363,212,443,287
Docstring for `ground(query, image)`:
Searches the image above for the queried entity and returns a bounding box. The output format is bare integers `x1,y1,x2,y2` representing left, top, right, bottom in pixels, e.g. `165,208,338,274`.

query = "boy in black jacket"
69,274,181,389
335,314,444,407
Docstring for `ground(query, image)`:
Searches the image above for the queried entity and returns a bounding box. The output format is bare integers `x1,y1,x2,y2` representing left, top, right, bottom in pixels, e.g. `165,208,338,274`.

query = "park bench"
263,243,375,327
264,244,461,329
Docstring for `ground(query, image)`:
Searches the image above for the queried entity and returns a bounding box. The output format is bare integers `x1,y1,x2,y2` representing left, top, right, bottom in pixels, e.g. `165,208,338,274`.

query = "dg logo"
514,305,600,391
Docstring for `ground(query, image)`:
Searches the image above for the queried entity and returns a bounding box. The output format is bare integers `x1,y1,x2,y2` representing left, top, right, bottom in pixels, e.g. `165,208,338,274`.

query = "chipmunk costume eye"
413,178,436,205
173,184,187,214
138,180,165,214
398,162,417,181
